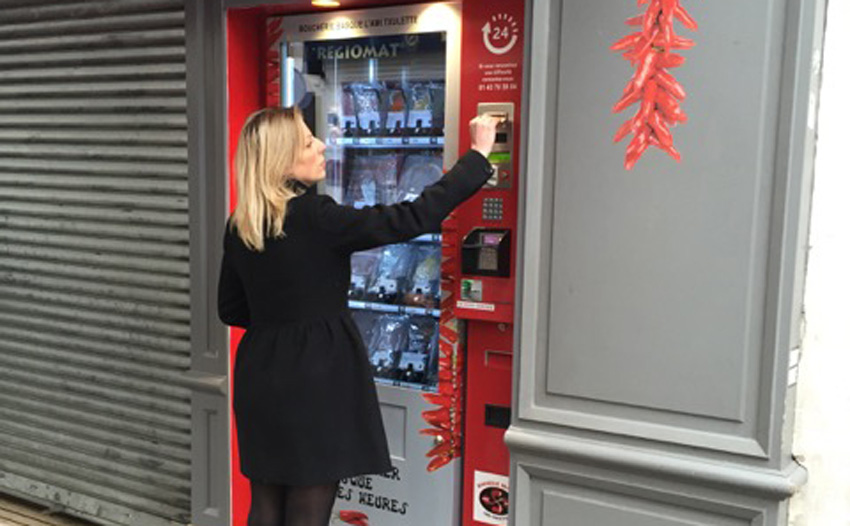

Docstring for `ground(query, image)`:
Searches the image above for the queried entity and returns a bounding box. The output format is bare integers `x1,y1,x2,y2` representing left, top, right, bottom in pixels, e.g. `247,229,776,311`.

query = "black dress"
217,149,491,486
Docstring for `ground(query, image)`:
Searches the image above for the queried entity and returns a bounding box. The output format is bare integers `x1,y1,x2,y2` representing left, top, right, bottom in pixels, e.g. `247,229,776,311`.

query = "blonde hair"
230,107,306,251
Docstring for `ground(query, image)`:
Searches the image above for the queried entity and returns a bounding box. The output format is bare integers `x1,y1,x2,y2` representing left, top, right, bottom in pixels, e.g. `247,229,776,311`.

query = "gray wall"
508,0,825,524
185,1,231,525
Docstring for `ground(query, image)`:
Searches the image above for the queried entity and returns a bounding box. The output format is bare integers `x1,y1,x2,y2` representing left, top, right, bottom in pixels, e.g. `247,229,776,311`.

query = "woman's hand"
469,115,499,159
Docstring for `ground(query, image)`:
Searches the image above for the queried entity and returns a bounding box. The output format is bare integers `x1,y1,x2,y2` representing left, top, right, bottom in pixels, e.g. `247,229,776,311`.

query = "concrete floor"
0,493,97,526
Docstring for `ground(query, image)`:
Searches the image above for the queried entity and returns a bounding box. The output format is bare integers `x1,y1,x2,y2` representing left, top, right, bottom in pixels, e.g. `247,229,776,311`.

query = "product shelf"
348,300,440,318
329,136,445,148
374,376,438,392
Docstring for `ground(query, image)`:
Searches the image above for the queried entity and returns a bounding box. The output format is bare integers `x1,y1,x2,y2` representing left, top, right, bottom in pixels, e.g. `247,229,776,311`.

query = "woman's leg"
283,481,340,526
247,479,288,526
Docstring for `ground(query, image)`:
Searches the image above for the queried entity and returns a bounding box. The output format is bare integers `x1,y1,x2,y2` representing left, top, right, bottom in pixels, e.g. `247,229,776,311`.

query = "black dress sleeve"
311,149,492,253
217,227,251,328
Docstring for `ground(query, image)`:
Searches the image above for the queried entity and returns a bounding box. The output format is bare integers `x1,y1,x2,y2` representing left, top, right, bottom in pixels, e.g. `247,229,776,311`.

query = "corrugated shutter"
0,1,191,525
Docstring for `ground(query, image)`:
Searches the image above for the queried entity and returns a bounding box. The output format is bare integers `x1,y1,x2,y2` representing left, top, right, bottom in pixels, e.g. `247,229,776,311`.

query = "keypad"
482,197,504,221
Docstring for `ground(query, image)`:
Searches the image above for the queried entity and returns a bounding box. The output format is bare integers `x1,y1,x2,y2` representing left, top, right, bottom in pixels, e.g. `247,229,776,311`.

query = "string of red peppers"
611,0,697,170
419,215,464,472
420,317,463,471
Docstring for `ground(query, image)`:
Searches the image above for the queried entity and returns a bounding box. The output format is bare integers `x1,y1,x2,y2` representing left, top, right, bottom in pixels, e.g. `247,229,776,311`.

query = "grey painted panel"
511,459,783,526
515,0,825,462
546,0,782,422
506,427,806,501
186,0,231,524
340,383,462,526
542,489,749,526
380,402,409,460
191,391,229,526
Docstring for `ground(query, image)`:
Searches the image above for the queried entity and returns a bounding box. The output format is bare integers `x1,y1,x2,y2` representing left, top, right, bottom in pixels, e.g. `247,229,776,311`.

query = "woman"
217,106,496,526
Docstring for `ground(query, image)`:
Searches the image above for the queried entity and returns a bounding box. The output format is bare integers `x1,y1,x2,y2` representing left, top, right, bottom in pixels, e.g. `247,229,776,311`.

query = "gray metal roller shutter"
0,1,191,525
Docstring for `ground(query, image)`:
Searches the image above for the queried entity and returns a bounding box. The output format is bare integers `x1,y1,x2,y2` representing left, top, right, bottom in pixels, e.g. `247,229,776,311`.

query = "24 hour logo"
482,13,519,55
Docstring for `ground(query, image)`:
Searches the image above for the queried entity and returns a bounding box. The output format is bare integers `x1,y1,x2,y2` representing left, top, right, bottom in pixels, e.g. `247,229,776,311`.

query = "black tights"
247,479,339,526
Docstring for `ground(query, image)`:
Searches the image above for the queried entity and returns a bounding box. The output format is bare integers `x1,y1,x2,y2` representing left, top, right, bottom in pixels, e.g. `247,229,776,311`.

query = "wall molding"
506,426,807,500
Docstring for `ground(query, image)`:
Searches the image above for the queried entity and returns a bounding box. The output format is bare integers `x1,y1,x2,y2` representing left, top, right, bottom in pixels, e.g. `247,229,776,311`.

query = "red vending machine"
225,2,524,525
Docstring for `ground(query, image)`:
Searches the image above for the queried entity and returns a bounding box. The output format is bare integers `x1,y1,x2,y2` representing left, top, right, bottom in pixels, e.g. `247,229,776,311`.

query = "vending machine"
226,1,524,524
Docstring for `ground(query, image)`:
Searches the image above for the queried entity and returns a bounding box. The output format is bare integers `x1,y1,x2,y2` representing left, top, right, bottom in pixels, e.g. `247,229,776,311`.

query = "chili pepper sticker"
611,0,697,169
335,510,370,526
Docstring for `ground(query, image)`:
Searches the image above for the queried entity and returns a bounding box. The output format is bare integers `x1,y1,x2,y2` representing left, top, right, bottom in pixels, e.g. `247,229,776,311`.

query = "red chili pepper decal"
336,510,370,525
611,0,697,169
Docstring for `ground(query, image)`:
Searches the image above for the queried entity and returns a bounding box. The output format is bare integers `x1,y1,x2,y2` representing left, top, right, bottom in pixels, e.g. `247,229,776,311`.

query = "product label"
473,471,510,525
457,300,496,312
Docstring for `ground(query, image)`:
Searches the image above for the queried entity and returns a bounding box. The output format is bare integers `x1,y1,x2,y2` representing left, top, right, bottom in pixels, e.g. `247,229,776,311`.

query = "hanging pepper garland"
419,214,465,472
419,318,464,472
611,0,697,170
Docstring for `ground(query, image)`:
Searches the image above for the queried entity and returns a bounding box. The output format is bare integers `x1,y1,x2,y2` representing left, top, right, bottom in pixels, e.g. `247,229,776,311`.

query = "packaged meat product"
344,159,377,208
349,249,382,300
352,83,382,135
424,325,441,387
405,82,433,133
404,244,441,309
350,310,379,345
346,154,400,207
371,154,401,205
341,86,358,137
396,154,443,202
384,83,407,136
366,244,417,304
429,82,445,136
399,316,438,384
323,158,344,204
368,315,408,379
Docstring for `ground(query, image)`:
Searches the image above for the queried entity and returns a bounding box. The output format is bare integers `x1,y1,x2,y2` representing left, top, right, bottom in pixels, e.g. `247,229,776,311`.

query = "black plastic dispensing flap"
484,404,511,429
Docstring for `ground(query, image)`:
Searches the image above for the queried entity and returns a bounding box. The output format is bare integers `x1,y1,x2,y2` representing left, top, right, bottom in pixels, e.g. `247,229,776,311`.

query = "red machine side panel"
226,8,264,526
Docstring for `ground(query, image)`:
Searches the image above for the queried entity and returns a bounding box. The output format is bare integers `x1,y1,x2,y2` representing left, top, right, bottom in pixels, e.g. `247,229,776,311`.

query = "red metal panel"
226,8,264,526
454,0,525,523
